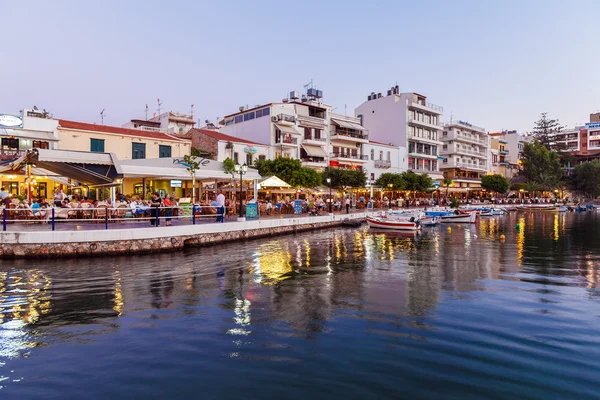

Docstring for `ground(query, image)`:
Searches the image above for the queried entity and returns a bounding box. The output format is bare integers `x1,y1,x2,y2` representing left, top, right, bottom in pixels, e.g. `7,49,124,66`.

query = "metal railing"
1,149,26,161
442,162,486,170
276,136,298,145
330,152,368,160
331,129,368,140
276,114,296,123
303,136,326,142
374,160,391,168
453,134,487,144
408,114,442,127
301,158,326,164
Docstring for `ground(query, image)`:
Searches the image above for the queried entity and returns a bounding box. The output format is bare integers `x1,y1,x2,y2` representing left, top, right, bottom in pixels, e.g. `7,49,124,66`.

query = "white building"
363,140,406,183
0,108,59,161
123,111,197,136
439,120,489,191
355,86,444,181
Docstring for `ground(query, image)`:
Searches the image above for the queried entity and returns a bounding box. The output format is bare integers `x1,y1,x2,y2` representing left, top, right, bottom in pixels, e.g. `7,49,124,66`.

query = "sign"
0,115,22,128
170,179,182,187
246,203,258,220
589,135,600,141
586,122,600,130
243,146,257,154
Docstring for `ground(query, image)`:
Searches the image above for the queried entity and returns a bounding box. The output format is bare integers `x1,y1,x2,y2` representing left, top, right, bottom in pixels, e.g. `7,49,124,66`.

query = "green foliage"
442,177,453,197
191,147,213,159
533,112,565,152
182,154,200,176
481,174,510,194
519,140,564,191
569,160,600,199
374,173,406,190
255,157,321,188
417,173,435,193
322,167,367,188
223,157,236,177
449,196,460,209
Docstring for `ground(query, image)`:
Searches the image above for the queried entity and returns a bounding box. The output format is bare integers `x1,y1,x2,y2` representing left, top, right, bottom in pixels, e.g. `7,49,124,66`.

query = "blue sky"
2,0,599,132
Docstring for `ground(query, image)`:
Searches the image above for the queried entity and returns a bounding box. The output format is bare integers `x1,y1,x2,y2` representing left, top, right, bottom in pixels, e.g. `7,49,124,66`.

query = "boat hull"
367,217,421,231
440,213,477,224
516,206,558,212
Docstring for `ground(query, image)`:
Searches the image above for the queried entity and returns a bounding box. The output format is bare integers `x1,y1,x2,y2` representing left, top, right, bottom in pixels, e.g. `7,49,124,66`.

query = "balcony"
301,157,327,168
330,129,369,143
408,167,443,175
440,147,487,158
442,161,487,171
408,99,444,114
446,133,487,145
451,176,482,182
297,115,327,127
374,159,391,169
302,136,327,145
408,150,439,160
407,115,442,130
275,136,298,146
330,152,368,162
274,114,296,125
499,150,509,155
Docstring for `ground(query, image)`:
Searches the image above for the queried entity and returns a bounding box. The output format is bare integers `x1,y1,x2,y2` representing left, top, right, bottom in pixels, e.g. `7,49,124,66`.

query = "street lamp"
326,177,332,213
388,183,393,207
234,163,248,219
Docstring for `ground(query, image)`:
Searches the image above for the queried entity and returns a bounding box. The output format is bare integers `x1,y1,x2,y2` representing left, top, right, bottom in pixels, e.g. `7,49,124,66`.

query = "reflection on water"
1,212,600,398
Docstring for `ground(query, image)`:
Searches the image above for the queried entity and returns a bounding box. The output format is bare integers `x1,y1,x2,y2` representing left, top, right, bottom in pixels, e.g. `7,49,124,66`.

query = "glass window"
134,184,144,195
33,141,49,149
304,127,311,140
379,150,383,160
258,155,266,161
233,152,239,163
90,138,105,153
314,129,321,139
243,112,255,121
256,109,263,118
262,108,270,116
387,151,390,161
246,153,252,165
235,115,243,123
1,138,19,149
370,149,374,160
159,145,171,158
132,142,146,159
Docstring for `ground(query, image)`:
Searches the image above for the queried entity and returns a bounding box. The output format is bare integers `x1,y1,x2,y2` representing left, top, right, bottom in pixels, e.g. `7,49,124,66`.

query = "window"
233,152,239,163
132,142,146,159
235,115,243,123
258,155,266,161
304,127,311,140
225,119,234,126
36,182,47,198
370,173,375,181
256,109,263,118
262,107,270,116
90,138,105,153
134,184,144,195
370,149,374,160
2,181,18,195
1,138,18,150
308,107,325,119
159,145,172,158
33,141,49,149
243,112,255,121
387,151,391,161
246,153,252,165
379,150,383,160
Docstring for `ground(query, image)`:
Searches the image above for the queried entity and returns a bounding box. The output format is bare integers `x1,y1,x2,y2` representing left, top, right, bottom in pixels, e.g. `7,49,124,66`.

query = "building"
185,128,271,165
439,120,489,192
355,86,444,181
363,140,406,183
488,130,527,180
328,112,368,171
0,109,59,161
123,111,197,136
57,119,191,160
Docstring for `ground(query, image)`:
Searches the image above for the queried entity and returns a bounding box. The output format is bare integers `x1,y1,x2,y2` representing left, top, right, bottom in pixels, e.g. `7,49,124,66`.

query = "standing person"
149,192,162,226
345,197,350,214
216,190,225,223
53,189,62,207
0,187,8,200
164,194,173,226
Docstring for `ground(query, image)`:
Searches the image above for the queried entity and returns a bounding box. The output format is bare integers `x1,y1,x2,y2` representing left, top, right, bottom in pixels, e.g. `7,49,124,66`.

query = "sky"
2,0,599,133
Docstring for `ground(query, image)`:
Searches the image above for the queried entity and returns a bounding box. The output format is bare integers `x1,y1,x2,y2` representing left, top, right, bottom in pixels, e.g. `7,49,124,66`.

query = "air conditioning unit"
356,143,361,148
271,116,278,122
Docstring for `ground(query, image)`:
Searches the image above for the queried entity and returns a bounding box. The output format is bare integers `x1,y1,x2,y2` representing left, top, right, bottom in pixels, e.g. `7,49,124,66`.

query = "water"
1,212,600,399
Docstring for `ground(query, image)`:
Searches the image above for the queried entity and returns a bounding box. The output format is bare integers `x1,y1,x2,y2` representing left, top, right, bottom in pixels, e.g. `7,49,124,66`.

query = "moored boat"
440,212,478,224
516,205,558,212
367,216,421,231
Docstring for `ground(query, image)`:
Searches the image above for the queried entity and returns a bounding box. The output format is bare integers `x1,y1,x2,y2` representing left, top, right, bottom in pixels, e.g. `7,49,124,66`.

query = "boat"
558,206,568,212
479,210,493,217
367,216,421,231
420,216,440,226
516,205,558,212
439,211,478,224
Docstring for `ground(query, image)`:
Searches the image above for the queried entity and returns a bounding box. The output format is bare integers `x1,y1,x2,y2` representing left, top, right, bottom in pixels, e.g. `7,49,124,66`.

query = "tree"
569,160,600,199
519,140,564,192
321,167,366,189
182,154,200,203
255,158,321,188
533,112,566,152
223,157,236,199
441,177,453,197
374,173,406,190
481,174,509,195
417,173,435,193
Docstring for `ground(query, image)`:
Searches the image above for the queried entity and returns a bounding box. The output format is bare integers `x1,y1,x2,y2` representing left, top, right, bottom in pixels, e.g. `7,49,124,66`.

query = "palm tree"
442,178,453,198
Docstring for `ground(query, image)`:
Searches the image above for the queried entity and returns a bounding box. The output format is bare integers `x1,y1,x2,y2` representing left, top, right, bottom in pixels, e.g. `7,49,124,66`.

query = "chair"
95,205,108,222
80,202,94,219
114,205,127,221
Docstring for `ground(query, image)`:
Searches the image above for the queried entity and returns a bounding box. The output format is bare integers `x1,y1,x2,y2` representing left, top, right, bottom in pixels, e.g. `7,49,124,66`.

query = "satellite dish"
204,119,210,124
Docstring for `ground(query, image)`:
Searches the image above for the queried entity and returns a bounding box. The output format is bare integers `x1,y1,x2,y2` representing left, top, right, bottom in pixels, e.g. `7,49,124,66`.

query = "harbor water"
1,211,600,399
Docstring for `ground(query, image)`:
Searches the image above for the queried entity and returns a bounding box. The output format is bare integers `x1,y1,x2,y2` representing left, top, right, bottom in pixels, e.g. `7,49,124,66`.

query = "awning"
301,144,327,158
274,124,302,135
258,176,291,188
0,129,58,142
331,119,366,131
37,148,114,164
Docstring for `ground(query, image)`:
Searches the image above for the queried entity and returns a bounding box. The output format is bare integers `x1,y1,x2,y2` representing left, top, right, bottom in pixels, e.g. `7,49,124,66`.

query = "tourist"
164,194,174,226
0,187,8,200
345,197,350,214
149,192,162,226
31,199,42,218
216,190,225,223
265,200,273,215
53,189,62,207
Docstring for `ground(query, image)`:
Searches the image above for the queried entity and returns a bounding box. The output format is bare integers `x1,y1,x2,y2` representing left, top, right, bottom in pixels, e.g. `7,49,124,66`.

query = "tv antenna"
157,98,162,116
100,109,106,125
303,79,314,94
145,104,149,120
190,104,194,119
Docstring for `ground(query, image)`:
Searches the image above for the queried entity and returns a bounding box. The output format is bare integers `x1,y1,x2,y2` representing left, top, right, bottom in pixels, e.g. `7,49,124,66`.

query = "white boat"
420,216,440,226
491,208,507,216
558,206,568,212
479,210,493,217
440,212,477,224
367,216,421,231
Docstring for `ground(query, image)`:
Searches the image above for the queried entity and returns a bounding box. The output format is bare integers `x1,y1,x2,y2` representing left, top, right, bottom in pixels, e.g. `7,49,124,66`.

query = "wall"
356,95,406,147
220,107,275,145
57,128,191,160
362,142,406,181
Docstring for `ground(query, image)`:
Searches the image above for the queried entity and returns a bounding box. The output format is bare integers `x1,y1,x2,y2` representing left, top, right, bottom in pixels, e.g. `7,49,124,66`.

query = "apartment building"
363,140,406,183
355,86,444,181
0,108,59,161
439,121,489,190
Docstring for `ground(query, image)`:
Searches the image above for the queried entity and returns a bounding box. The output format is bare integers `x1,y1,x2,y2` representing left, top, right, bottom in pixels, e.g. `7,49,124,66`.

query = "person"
163,194,174,226
53,189,62,207
216,190,225,223
31,199,42,218
0,187,8,200
149,192,162,226
345,197,350,214
265,200,273,215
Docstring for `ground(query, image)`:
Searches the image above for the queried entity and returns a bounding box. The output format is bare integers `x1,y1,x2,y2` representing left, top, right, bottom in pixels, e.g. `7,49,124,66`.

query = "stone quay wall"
0,213,371,258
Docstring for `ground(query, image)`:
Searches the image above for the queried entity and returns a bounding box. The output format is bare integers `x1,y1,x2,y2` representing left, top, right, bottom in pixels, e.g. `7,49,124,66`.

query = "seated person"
31,200,42,217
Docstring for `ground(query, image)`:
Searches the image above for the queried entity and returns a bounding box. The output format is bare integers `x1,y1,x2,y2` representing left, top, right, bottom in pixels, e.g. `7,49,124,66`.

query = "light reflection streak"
553,214,559,241
517,217,525,266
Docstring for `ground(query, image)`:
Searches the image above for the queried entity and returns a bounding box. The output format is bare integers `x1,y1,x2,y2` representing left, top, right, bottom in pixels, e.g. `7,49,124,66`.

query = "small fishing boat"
367,216,421,231
558,206,568,212
479,210,493,217
516,205,558,212
491,208,508,216
439,211,478,224
420,216,440,226
341,219,364,227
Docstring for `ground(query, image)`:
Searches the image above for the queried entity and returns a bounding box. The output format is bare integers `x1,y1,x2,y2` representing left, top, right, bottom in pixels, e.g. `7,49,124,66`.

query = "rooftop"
188,128,268,146
368,140,397,148
58,119,191,142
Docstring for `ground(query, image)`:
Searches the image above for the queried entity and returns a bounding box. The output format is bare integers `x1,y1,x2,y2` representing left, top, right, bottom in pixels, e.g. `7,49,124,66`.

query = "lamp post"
234,163,248,219
326,177,332,214
388,183,393,207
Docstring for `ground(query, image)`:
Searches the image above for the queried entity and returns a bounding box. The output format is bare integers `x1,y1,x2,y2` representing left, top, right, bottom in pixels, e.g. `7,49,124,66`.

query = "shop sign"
585,122,600,130
243,146,257,154
0,115,23,128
